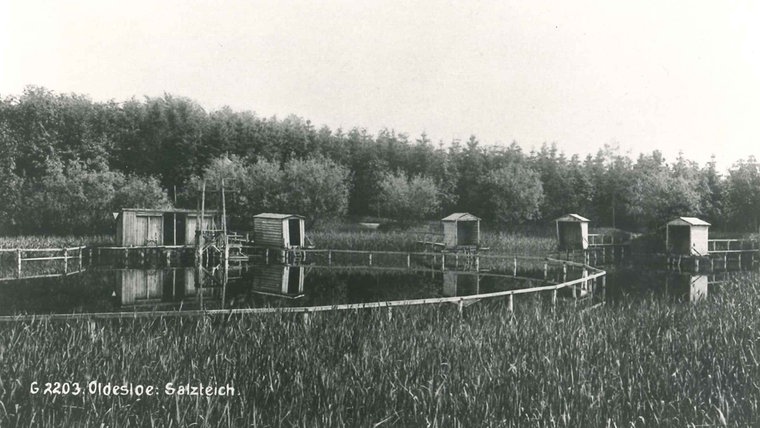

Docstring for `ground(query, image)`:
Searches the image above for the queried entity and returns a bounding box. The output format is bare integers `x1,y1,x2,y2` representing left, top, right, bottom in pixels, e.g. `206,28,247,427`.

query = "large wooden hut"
252,213,305,249
115,208,220,247
441,213,481,250
666,217,710,255
555,214,590,250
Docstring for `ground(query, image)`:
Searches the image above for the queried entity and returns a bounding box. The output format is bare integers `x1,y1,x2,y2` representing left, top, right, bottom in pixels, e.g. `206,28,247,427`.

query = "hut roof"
442,213,480,222
555,214,590,223
119,208,221,214
667,217,711,227
253,213,305,220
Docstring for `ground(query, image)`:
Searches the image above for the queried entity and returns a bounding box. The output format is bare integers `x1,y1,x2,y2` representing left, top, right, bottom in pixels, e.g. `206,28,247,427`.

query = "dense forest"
1,86,758,235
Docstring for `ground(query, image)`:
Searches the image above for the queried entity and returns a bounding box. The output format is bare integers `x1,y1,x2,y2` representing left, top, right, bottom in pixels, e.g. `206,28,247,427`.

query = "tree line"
1,86,758,235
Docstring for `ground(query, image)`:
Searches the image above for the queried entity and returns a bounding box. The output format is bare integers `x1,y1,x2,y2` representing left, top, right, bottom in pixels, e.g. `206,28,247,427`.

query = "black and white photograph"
1,0,759,426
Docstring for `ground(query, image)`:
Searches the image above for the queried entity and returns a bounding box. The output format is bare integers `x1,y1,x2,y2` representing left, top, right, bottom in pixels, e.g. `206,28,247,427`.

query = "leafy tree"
482,162,544,224
725,157,760,231
280,156,350,225
376,173,441,220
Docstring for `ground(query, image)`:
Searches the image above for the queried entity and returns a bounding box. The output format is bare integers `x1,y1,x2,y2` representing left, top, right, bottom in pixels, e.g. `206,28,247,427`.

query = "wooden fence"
0,252,606,321
0,246,86,281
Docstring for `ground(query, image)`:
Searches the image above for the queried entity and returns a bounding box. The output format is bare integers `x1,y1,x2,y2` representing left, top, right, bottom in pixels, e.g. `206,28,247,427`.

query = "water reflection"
118,268,222,308
251,265,305,299
442,271,480,297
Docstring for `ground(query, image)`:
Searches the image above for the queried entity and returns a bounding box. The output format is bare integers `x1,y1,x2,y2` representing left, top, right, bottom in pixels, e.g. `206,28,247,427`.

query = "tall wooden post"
16,249,21,278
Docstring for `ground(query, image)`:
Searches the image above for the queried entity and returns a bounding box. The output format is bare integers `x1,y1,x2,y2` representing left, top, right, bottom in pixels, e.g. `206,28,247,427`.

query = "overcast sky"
1,0,758,169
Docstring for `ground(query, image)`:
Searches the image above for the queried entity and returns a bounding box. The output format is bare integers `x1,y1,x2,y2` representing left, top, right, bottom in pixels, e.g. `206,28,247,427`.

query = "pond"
0,262,554,316
1,255,754,317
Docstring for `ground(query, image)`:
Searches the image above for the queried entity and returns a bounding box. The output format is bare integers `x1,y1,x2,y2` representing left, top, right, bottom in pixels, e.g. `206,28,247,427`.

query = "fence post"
64,248,69,275
16,249,21,278
513,257,517,277
441,253,445,271
508,294,514,312
368,252,372,266
458,299,463,315
552,289,558,306
562,263,567,282
328,250,332,266
543,262,548,280
407,253,411,269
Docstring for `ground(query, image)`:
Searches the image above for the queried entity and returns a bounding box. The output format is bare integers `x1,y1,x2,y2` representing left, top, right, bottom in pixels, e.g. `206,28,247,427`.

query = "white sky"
1,0,758,169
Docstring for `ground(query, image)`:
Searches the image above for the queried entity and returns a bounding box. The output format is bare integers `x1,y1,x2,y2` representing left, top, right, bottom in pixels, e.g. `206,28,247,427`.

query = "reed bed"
309,228,557,256
2,277,759,426
0,235,114,249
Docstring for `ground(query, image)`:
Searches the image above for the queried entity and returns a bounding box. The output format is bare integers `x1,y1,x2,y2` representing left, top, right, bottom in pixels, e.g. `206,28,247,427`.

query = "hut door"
457,222,474,246
669,226,691,254
163,214,175,245
175,214,186,245
288,219,302,247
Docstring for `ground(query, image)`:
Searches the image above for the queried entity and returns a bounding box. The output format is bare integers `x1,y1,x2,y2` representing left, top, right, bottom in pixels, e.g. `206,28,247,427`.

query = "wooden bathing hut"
115,208,220,247
555,214,590,250
666,217,710,256
252,265,305,298
252,213,306,249
442,213,481,251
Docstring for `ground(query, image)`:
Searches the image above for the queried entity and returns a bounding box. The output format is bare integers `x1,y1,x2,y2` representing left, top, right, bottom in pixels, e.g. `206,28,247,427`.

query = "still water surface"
0,260,754,316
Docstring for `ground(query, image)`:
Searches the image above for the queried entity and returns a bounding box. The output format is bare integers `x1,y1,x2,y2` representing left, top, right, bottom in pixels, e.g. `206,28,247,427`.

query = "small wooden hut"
115,208,220,247
555,214,590,250
442,213,481,250
252,213,305,249
252,265,305,298
666,217,710,255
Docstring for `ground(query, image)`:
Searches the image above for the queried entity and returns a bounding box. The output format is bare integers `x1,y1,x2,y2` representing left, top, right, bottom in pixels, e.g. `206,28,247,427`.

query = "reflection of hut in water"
253,214,306,249
666,217,710,255
666,273,708,302
442,271,480,297
555,214,590,250
118,268,210,305
115,208,221,247
690,275,708,302
442,213,481,250
252,265,305,298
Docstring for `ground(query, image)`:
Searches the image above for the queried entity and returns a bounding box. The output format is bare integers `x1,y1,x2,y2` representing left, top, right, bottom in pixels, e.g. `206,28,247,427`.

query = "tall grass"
309,224,557,256
0,235,114,249
2,277,759,426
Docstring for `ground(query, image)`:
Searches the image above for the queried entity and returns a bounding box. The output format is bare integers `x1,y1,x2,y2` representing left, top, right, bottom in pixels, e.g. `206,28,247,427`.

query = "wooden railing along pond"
0,246,87,281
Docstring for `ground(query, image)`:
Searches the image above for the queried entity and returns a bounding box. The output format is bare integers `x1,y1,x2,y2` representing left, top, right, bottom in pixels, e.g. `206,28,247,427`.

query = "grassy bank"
309,224,556,256
0,235,114,249
2,278,759,426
